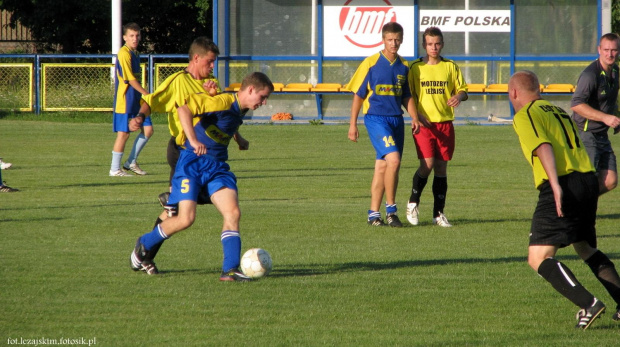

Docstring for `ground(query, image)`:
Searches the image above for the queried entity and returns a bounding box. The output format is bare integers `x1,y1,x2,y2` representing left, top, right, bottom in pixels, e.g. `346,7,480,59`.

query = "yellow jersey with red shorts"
408,57,467,160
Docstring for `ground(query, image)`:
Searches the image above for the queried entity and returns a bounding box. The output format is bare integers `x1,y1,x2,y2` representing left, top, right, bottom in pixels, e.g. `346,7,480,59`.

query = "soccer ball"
240,248,272,279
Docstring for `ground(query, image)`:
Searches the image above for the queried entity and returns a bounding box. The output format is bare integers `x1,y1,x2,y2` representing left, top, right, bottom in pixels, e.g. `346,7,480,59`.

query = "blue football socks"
221,230,241,272
385,203,397,215
140,225,169,251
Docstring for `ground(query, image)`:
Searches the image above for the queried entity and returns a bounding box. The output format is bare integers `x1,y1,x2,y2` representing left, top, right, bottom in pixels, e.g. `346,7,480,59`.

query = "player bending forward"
510,70,620,329
130,72,274,281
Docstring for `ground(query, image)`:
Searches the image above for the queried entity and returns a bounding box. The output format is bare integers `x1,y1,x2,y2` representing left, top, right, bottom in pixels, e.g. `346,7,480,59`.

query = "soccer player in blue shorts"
130,72,274,281
510,70,620,329
348,22,425,228
110,22,152,177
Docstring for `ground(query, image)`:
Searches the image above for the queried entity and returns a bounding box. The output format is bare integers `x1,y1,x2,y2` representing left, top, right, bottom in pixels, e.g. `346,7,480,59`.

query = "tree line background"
0,0,212,54
0,0,620,54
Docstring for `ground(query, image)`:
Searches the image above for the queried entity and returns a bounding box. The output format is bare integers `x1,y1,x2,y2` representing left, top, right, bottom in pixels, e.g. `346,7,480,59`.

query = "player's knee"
527,254,547,272
144,127,154,138
176,212,196,229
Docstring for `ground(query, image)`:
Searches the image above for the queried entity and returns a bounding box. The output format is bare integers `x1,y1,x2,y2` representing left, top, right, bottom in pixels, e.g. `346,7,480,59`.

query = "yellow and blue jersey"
180,92,244,162
348,51,411,116
142,71,221,139
409,57,467,123
513,99,595,189
113,45,142,115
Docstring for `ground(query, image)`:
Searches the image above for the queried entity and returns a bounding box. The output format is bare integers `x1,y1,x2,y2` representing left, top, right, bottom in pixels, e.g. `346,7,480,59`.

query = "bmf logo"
339,1,396,48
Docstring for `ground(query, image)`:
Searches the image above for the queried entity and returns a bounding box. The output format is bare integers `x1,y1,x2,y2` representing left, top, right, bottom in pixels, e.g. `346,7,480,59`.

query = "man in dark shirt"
571,33,620,195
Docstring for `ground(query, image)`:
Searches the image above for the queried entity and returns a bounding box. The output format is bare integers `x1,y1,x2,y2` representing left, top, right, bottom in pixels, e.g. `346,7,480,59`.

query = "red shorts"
412,121,455,161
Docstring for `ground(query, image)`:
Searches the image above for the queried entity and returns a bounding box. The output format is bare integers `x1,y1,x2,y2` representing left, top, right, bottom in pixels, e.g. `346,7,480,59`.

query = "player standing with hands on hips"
406,27,468,227
348,22,424,228
109,23,152,177
570,33,620,195
510,70,620,329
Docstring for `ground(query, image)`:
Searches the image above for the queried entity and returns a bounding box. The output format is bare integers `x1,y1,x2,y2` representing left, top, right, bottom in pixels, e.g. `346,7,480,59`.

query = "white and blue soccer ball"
240,248,272,279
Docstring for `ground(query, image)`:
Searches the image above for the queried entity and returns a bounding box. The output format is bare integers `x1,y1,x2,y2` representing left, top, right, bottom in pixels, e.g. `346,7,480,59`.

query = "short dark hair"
422,27,443,46
600,33,620,45
382,22,403,38
240,72,274,92
123,22,141,35
188,37,220,61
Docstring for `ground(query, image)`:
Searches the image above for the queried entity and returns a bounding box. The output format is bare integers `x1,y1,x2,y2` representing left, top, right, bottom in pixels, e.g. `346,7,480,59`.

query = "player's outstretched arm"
129,103,152,131
571,103,620,129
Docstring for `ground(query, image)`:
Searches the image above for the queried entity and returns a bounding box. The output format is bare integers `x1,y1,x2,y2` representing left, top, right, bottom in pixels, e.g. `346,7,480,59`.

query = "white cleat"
109,169,132,177
0,159,12,170
406,202,419,226
123,163,147,175
433,212,452,227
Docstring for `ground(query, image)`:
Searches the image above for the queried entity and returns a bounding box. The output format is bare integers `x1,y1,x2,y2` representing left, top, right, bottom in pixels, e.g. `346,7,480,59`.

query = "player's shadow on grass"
597,213,620,221
270,253,620,278
59,179,169,188
268,256,527,278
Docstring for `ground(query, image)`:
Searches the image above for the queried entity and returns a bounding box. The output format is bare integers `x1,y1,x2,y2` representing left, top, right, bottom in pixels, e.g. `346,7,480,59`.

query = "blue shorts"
167,150,237,205
363,114,404,160
113,113,153,132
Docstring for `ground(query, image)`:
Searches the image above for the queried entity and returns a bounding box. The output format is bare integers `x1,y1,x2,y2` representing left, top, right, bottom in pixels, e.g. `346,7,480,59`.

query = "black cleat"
575,298,605,330
158,192,170,208
386,213,403,227
612,307,620,322
367,217,386,227
158,191,177,217
0,182,19,192
130,238,160,275
219,268,252,282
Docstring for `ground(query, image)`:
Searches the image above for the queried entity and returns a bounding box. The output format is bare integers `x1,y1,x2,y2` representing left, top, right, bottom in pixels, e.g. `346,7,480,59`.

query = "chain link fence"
0,55,595,121
0,63,32,111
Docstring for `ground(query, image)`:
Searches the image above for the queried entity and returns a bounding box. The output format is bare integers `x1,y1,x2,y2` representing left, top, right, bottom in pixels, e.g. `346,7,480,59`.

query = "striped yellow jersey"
513,99,594,189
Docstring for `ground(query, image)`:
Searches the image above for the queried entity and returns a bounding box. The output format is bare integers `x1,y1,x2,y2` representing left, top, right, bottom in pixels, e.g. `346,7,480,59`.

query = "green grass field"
1,119,620,346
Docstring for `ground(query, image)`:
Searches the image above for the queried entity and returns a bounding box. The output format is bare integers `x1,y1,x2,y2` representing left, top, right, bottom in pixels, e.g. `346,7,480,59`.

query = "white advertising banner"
420,10,511,32
323,1,415,57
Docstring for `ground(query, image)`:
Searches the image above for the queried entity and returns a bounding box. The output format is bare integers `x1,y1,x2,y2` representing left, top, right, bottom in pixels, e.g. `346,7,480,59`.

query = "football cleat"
124,163,147,175
219,268,252,282
406,202,419,226
110,169,132,177
433,212,452,227
0,181,19,192
575,298,605,330
158,191,177,217
130,238,160,275
0,159,12,170
612,307,620,322
386,213,403,227
367,217,386,227
158,192,170,208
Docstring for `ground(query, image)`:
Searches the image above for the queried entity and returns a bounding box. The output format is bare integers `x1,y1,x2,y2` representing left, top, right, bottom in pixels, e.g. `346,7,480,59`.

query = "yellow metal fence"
0,60,593,114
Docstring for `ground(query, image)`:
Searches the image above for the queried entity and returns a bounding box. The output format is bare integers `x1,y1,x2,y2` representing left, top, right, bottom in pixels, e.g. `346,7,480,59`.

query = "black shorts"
579,130,617,172
166,136,180,183
530,171,598,248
